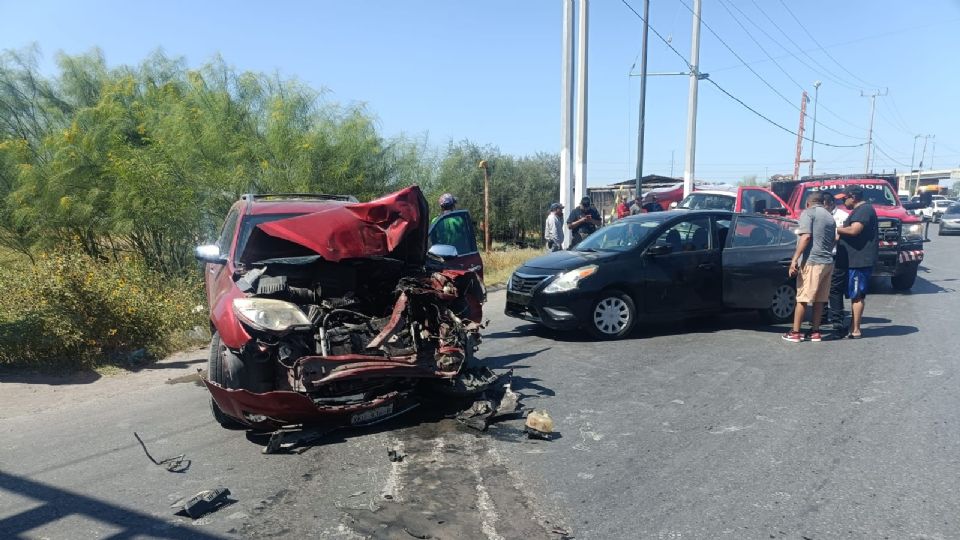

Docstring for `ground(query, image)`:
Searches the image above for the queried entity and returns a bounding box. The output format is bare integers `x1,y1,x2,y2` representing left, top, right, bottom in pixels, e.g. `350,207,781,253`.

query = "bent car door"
641,215,722,313
428,210,484,277
721,215,796,308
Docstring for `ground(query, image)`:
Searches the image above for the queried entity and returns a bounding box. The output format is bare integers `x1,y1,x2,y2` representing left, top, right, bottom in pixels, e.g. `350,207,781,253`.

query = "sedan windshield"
574,219,662,252
677,193,735,211
945,204,960,216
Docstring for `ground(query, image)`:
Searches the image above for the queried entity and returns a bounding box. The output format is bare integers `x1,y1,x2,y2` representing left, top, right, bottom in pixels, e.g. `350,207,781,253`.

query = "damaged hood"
241,186,430,265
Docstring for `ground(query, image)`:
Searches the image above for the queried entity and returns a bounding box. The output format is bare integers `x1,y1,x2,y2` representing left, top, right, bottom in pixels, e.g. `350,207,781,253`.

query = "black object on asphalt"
133,432,190,472
388,449,406,462
172,488,234,519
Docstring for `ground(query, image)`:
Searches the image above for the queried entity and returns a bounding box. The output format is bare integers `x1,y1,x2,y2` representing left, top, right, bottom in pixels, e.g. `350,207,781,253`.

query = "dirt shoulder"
0,346,208,421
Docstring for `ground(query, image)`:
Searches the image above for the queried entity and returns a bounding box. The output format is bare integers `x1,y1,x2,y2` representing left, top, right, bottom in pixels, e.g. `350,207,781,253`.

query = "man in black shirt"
642,195,664,213
836,186,879,339
567,196,601,247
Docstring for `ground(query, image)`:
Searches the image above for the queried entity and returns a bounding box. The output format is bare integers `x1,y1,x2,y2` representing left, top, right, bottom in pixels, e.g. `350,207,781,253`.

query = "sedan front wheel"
587,291,636,340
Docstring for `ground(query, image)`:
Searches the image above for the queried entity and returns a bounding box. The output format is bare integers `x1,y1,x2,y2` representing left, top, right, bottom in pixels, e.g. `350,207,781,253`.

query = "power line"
619,0,866,149
776,0,882,89
714,0,863,140
872,143,910,168
703,78,866,148
676,0,800,114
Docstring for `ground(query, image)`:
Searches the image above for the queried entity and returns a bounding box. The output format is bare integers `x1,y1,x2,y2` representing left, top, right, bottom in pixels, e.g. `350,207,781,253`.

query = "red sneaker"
808,331,822,342
781,331,804,343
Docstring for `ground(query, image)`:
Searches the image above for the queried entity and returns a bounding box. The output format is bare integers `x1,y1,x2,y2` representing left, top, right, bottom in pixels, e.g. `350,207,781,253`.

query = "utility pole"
793,91,808,180
682,0,702,198
479,160,491,253
861,89,887,173
930,137,936,170
809,81,821,177
910,134,921,196
560,0,575,246
574,0,589,207
634,0,650,200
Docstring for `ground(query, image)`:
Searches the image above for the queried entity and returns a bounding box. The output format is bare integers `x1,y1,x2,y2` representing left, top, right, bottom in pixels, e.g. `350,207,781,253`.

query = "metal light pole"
682,0,703,198
479,160,491,253
808,81,821,177
634,0,650,199
574,0,589,206
560,0,575,246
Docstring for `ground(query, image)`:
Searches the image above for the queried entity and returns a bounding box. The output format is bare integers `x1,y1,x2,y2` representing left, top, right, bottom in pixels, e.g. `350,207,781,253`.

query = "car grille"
509,272,551,295
878,218,900,247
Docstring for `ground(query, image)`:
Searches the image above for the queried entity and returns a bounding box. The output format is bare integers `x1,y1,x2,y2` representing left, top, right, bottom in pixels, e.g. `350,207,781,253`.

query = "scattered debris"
133,432,190,472
403,527,432,539
524,409,555,440
455,372,522,431
262,427,333,455
349,490,366,498
172,488,234,519
388,448,406,462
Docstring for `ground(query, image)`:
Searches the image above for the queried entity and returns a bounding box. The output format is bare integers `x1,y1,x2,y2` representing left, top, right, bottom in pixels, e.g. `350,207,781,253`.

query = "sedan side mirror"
195,244,227,265
669,201,678,209
427,244,459,260
646,244,672,256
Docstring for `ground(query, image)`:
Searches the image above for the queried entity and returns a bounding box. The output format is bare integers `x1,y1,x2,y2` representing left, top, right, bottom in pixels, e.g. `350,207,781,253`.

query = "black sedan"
505,211,799,339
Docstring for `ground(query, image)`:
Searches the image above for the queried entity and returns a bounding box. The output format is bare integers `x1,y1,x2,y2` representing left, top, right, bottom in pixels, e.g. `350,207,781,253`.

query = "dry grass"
481,247,546,286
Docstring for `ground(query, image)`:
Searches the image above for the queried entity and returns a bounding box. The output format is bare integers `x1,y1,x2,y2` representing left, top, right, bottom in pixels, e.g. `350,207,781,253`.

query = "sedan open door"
721,215,798,323
428,210,484,279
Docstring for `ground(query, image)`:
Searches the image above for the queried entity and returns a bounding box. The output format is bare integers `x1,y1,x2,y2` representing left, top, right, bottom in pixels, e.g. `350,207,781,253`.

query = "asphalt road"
2,236,959,539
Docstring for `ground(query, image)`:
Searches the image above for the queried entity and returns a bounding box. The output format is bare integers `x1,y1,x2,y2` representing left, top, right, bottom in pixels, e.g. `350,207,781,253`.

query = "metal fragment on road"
133,432,190,472
171,488,234,519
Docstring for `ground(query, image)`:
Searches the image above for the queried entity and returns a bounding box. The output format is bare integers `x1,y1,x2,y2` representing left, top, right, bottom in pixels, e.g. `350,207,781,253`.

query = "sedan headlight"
902,223,923,242
542,265,598,294
233,298,312,333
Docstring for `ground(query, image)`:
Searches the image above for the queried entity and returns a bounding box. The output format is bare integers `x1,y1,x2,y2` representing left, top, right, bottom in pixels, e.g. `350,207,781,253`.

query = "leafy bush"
0,251,205,369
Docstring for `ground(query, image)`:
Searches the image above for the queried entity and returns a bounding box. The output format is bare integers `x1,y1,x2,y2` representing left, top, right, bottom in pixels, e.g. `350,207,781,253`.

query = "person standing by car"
545,202,565,251
629,194,644,215
783,191,836,343
616,195,630,220
432,193,472,255
837,186,879,339
824,193,849,337
642,195,664,213
567,196,601,247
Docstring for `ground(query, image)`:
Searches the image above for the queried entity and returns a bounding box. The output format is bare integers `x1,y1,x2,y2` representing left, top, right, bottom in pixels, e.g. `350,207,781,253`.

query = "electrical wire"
676,0,800,113
714,0,864,140
703,78,866,148
776,0,883,90
872,143,910,168
619,0,866,149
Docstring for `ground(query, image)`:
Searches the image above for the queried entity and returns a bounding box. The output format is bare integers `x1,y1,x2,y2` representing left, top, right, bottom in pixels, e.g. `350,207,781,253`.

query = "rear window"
801,183,897,207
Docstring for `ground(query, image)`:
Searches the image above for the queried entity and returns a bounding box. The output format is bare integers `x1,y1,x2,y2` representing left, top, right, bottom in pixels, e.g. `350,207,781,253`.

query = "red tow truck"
771,174,925,290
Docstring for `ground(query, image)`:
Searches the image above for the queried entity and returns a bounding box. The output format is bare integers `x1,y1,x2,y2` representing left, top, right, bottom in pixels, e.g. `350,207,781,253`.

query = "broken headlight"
233,298,312,334
542,265,598,294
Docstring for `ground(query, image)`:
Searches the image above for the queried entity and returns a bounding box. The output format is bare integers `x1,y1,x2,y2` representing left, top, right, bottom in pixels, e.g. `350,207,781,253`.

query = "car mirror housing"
646,244,672,256
195,244,227,265
427,244,459,259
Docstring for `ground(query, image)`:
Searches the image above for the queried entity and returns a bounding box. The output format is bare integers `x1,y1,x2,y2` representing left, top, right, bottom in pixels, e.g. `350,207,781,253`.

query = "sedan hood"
241,185,430,265
519,249,617,272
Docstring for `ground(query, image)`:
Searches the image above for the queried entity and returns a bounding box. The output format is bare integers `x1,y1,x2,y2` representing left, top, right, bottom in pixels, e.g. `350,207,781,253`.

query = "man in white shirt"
825,192,849,337
544,203,565,251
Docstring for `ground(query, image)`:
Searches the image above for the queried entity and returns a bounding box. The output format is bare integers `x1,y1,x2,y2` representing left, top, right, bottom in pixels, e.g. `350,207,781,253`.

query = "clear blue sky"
3,0,959,185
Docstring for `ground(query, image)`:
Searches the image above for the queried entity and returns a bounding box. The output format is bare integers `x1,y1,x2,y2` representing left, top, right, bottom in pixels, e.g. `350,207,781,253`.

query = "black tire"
938,227,944,236
586,290,637,340
208,331,247,429
891,264,918,290
759,282,797,324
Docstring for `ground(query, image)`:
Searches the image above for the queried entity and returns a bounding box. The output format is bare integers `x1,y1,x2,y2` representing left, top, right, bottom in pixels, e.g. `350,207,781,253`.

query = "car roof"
620,209,731,222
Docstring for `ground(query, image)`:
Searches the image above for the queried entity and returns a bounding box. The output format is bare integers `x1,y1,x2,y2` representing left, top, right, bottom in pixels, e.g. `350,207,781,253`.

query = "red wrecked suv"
194,186,489,431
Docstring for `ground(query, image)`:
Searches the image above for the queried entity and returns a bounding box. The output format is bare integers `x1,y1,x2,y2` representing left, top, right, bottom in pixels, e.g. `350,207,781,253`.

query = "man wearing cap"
567,196,601,247
837,186,879,339
783,191,836,343
545,203,565,252
642,195,664,213
431,193,472,255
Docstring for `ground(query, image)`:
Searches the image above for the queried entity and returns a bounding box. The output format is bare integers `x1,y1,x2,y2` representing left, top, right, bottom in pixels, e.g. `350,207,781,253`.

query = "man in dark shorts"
836,186,879,339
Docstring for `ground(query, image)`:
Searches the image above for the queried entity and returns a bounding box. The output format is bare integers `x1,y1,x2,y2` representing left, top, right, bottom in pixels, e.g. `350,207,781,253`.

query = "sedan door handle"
697,263,716,270
777,258,793,267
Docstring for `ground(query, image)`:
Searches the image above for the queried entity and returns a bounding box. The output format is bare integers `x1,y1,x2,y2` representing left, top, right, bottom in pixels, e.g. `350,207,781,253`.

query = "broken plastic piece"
173,488,233,519
388,449,406,462
524,409,554,440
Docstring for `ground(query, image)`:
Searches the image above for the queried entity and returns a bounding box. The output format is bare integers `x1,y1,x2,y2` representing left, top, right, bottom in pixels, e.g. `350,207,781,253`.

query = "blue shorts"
847,267,872,299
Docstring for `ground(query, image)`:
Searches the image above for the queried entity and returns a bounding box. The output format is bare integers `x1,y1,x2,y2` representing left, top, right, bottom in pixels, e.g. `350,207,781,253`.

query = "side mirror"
427,244,459,259
669,201,678,209
646,244,672,256
195,244,227,265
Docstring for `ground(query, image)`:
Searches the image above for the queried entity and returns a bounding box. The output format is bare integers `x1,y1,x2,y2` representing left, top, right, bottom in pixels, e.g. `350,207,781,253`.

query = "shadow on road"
872,275,952,296
0,471,226,539
861,324,919,338
0,369,102,386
